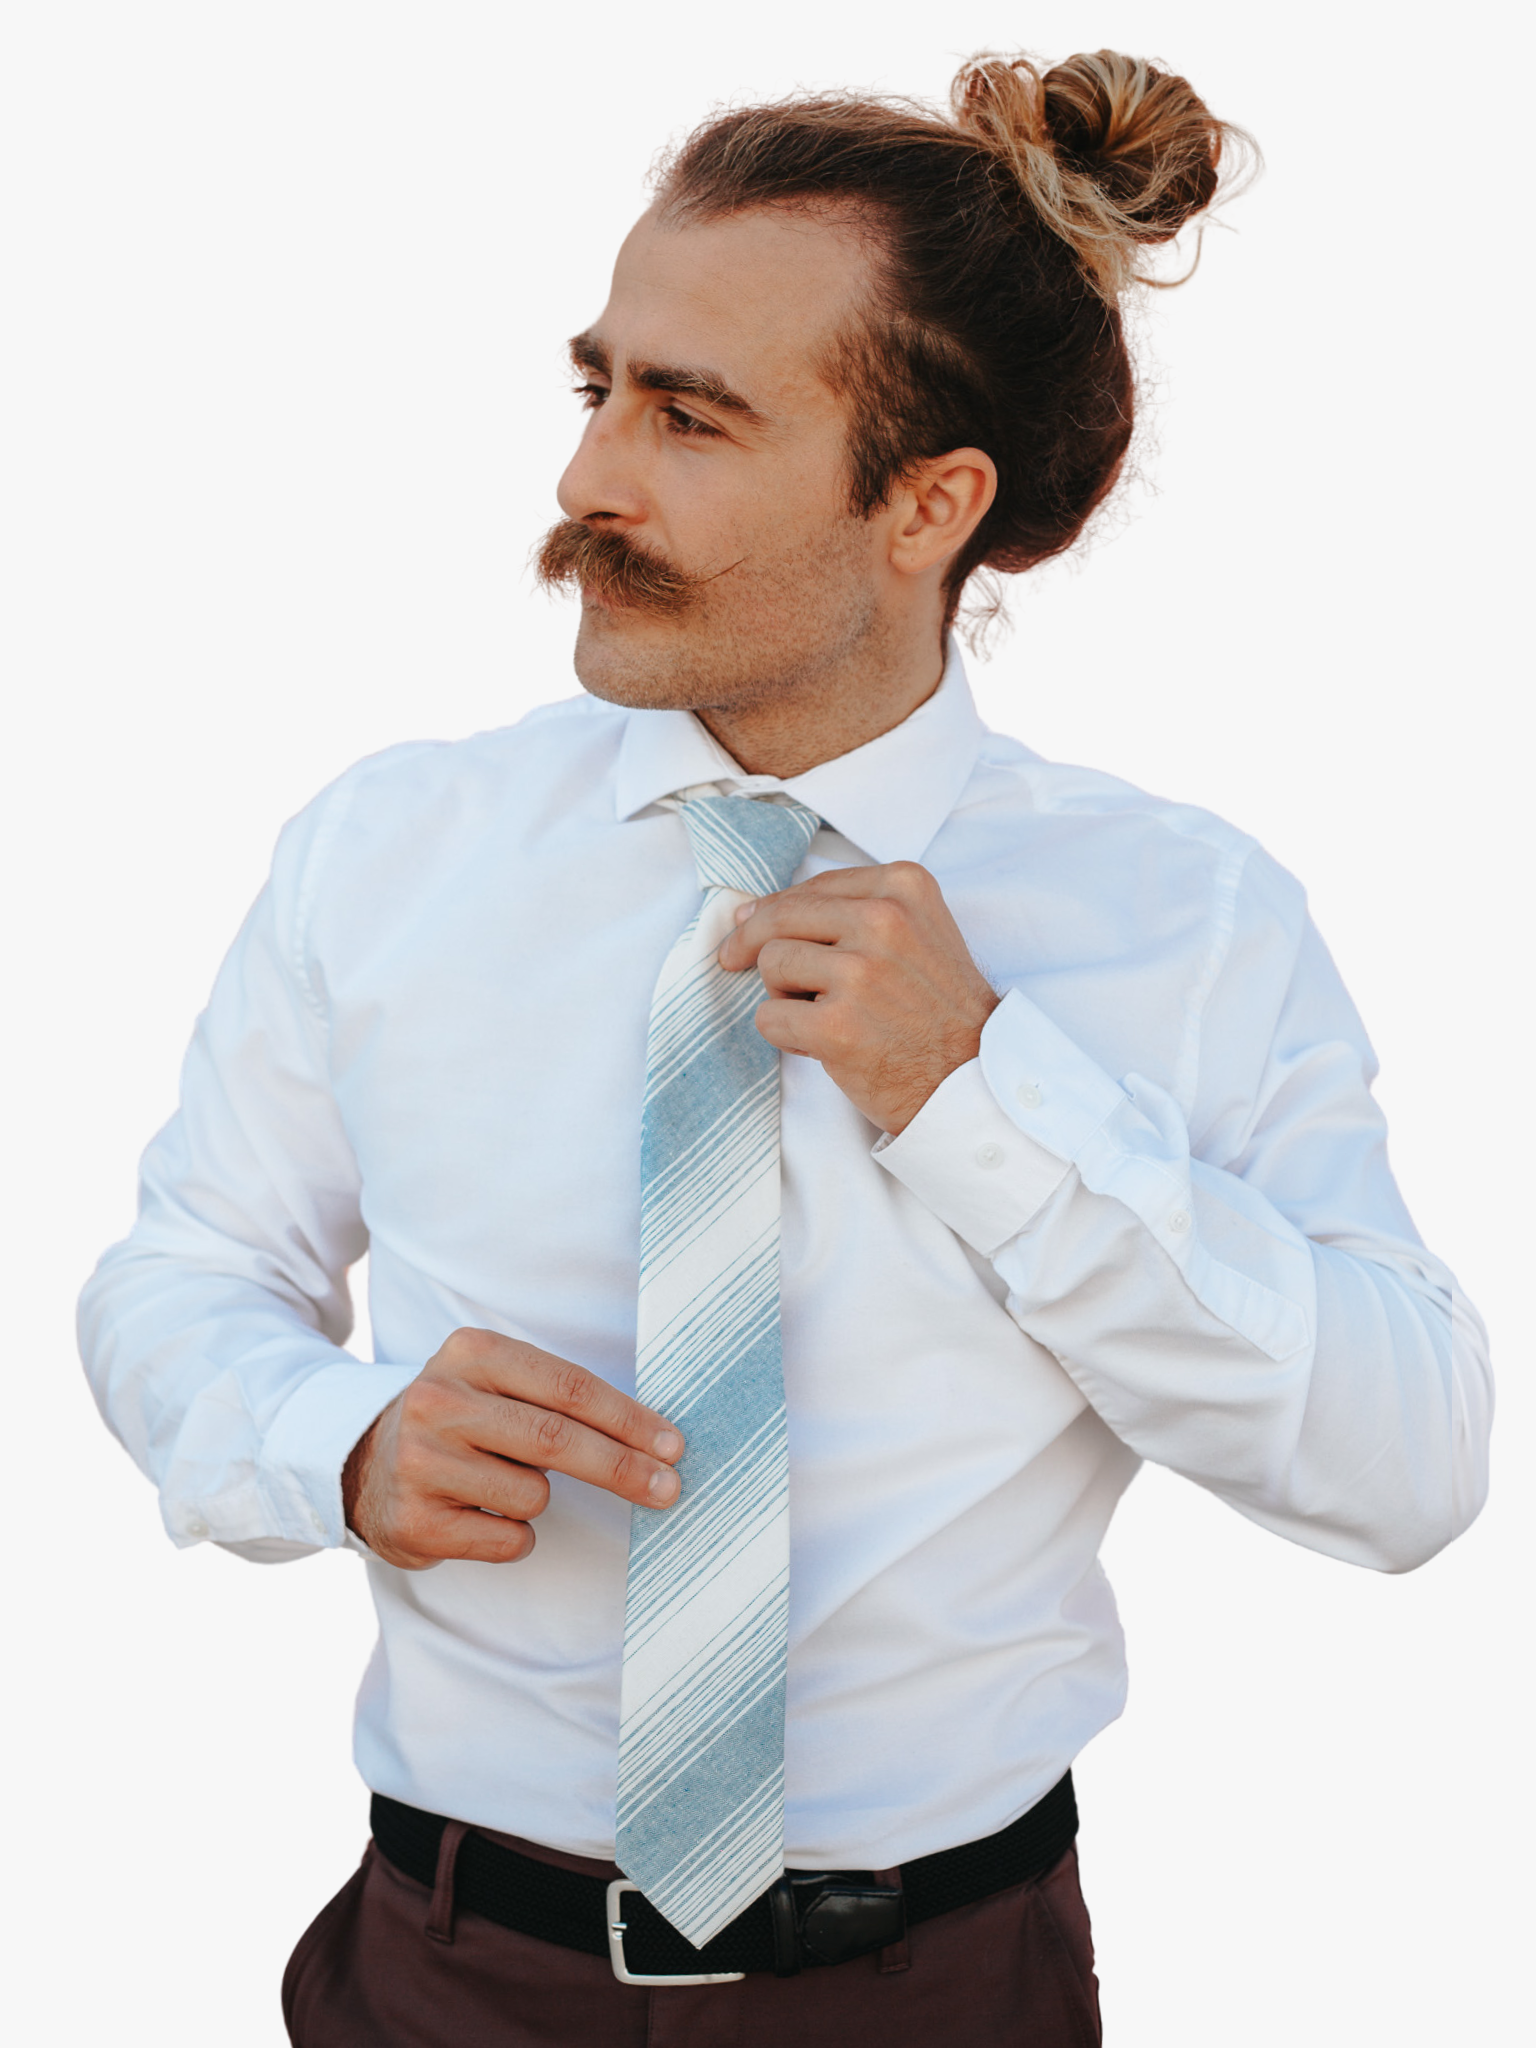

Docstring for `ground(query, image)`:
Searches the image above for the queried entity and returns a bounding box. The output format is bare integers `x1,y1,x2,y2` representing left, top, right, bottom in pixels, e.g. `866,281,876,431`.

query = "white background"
3,2,1530,2042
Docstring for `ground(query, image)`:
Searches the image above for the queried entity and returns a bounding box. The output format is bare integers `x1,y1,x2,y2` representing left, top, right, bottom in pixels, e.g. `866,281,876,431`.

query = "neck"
693,628,948,780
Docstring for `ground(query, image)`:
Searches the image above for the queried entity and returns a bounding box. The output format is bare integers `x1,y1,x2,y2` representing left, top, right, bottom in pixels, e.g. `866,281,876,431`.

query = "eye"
574,382,608,410
663,404,721,440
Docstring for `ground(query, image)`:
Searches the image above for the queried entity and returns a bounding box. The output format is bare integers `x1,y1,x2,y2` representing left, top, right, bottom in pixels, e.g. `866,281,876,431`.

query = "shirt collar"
612,640,988,865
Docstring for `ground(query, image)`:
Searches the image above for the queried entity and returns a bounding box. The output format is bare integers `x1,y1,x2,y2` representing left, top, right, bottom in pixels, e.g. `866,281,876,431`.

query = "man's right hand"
341,1327,685,1569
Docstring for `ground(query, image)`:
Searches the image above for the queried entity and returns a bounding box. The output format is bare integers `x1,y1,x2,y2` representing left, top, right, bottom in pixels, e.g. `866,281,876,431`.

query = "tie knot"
679,794,820,897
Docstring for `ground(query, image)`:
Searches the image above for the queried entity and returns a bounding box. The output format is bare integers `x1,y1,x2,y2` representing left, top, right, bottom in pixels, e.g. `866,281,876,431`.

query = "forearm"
878,993,1492,1573
79,1239,417,1550
993,1171,1486,1570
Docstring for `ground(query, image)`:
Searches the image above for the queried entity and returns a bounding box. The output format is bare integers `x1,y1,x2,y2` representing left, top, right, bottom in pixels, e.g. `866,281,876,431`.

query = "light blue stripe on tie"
615,793,820,1949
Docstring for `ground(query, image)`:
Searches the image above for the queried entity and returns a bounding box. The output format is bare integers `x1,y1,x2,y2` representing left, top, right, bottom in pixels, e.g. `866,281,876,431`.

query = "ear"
886,449,998,577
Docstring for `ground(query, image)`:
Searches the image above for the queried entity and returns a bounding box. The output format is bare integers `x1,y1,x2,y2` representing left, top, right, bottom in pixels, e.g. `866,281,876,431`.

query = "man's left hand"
717,862,998,1135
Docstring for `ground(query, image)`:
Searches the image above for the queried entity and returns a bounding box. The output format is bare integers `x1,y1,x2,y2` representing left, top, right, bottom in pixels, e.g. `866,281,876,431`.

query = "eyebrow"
568,332,769,427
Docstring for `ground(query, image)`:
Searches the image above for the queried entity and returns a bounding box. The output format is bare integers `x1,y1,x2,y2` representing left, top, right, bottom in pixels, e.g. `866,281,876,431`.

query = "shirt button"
309,1511,327,1536
1169,1210,1190,1234
1015,1083,1042,1110
186,1516,209,1539
975,1143,1006,1170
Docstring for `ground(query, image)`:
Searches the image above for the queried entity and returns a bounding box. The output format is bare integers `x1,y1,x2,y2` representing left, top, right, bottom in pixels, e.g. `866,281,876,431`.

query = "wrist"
341,1418,379,1535
883,991,1000,1136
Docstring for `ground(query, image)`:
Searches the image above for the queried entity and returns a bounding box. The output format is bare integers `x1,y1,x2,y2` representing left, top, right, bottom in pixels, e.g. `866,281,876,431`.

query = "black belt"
372,1772,1076,1982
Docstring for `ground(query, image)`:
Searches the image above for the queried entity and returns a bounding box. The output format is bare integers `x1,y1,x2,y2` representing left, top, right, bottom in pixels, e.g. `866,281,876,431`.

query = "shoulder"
283,693,622,842
956,730,1306,933
322,693,620,821
267,693,628,919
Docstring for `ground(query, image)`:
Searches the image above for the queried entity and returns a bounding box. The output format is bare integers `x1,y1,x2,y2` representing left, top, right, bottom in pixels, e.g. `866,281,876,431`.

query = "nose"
556,394,647,527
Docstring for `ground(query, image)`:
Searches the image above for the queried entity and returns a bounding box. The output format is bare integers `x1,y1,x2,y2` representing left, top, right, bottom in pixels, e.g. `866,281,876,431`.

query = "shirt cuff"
257,1357,421,1547
873,988,1127,1255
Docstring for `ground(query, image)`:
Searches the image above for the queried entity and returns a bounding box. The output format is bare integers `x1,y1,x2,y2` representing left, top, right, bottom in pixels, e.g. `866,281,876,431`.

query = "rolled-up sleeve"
78,775,418,1557
877,853,1492,1573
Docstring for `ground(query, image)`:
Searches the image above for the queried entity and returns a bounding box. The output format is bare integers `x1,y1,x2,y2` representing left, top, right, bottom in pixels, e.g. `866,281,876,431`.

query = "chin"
572,607,717,712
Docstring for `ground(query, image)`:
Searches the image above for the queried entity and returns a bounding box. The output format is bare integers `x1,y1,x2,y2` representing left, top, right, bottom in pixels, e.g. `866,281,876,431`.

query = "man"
80,50,1492,2046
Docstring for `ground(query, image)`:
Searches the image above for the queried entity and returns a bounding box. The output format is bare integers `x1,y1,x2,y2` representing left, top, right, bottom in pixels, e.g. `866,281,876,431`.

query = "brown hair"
655,51,1255,621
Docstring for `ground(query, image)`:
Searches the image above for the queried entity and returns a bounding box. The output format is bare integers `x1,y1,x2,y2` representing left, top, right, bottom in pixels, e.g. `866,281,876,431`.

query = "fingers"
403,1367,681,1514
436,1511,538,1566
347,1332,691,1569
718,866,933,974
486,1397,683,1507
763,861,934,901
343,1394,546,1570
430,1443,552,1524
438,1328,684,1462
754,935,840,998
753,995,840,1060
371,1498,540,1571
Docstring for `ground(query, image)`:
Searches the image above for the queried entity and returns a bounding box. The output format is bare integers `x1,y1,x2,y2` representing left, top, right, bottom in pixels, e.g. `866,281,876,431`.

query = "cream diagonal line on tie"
617,1578,791,1832
645,915,740,1012
639,1173,776,1324
635,1243,779,1419
637,1176,777,1341
637,1103,777,1281
681,805,786,897
641,894,760,1067
638,1162,776,1300
643,961,764,1101
618,1595,790,1826
625,1471,783,1645
678,803,774,888
659,1772,785,1907
625,1410,788,1630
624,1446,787,1663
618,1564,790,1787
639,1064,777,1224
617,792,820,1951
639,1774,787,1942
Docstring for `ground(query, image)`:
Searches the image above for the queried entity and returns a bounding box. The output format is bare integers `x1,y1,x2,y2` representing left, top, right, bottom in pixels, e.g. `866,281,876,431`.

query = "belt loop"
767,1877,801,1976
426,1820,470,1945
872,1867,910,1974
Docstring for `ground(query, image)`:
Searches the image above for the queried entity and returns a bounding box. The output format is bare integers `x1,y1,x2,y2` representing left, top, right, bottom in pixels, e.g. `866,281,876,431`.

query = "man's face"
549,205,891,715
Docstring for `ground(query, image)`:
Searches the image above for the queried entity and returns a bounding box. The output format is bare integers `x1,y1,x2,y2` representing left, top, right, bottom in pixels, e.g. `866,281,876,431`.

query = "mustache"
534,519,700,619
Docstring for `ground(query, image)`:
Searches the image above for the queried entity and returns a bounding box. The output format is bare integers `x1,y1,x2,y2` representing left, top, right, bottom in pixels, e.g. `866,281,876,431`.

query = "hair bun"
953,50,1255,297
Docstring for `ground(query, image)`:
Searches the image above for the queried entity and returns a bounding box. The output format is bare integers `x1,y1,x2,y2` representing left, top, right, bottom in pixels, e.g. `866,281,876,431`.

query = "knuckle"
394,1438,434,1488
445,1325,498,1365
754,1003,788,1045
406,1375,454,1425
531,1406,573,1458
457,1515,533,1564
511,1467,552,1517
823,1003,862,1054
550,1361,596,1411
394,1501,437,1551
609,1448,645,1495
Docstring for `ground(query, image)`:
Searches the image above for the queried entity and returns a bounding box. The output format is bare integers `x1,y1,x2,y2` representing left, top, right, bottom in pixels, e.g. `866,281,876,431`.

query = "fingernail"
652,1427,684,1460
648,1467,680,1504
733,901,757,925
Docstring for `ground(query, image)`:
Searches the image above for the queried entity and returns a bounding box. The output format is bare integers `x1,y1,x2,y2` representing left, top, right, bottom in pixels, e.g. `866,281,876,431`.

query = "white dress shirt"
79,647,1492,1871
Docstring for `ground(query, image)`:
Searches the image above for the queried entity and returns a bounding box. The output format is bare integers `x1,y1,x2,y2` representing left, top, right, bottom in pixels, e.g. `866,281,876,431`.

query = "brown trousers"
283,1822,1103,2047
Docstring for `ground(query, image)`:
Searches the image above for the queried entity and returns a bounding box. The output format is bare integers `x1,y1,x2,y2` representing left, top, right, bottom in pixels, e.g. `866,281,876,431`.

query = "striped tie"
615,792,821,1950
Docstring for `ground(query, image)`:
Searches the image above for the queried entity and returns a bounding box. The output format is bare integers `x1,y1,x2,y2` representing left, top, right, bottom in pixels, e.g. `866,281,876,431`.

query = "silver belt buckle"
605,1880,746,1986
